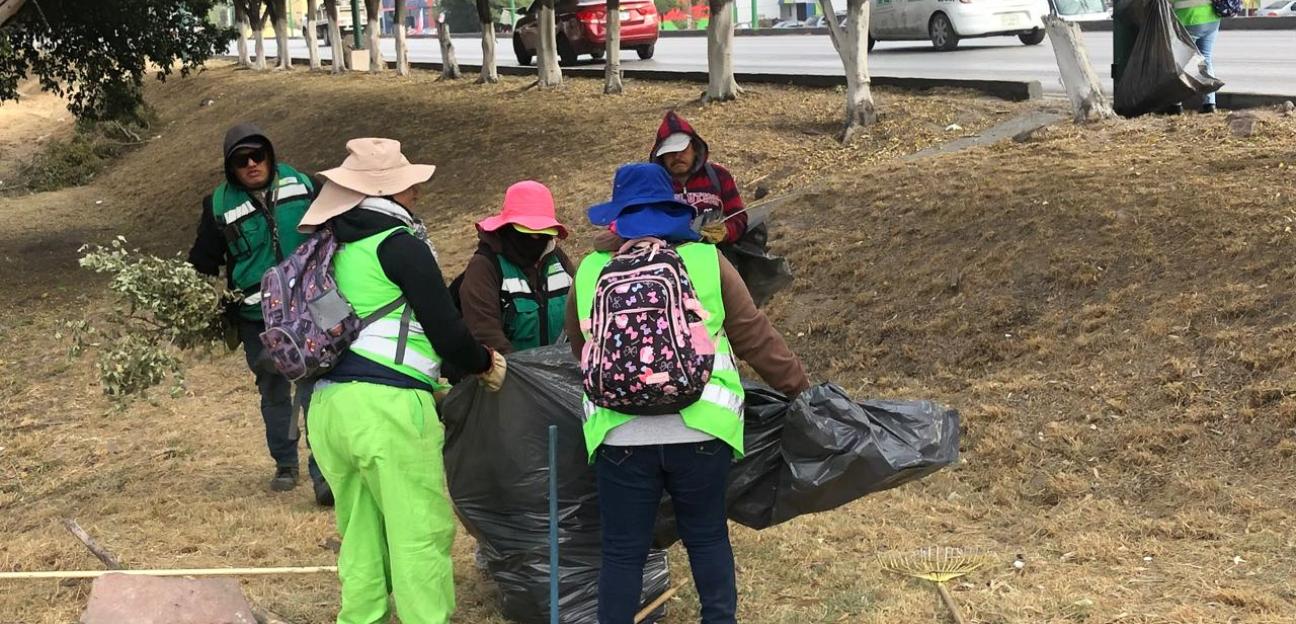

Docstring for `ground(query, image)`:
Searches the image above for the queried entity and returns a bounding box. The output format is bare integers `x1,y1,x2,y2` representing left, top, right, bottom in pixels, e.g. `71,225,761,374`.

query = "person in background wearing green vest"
562,163,811,624
297,138,507,624
1173,0,1222,114
460,180,574,355
187,123,331,503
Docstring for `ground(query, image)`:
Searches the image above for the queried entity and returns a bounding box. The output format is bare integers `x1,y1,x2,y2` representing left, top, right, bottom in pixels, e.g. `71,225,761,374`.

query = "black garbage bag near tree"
718,223,794,308
1113,0,1223,117
443,347,960,619
441,347,669,624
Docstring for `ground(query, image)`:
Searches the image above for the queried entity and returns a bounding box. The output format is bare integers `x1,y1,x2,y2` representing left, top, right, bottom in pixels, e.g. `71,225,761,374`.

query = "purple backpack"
582,239,716,416
259,228,403,382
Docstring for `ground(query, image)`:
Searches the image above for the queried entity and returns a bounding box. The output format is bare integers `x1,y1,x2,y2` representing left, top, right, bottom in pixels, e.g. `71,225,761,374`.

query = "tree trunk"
366,0,384,72
324,0,345,72
820,0,877,142
604,0,623,94
306,0,321,69
235,2,252,67
437,8,461,78
395,0,409,75
270,0,292,70
0,0,29,29
704,0,739,101
536,0,562,87
1044,15,1115,123
477,0,499,83
251,1,268,71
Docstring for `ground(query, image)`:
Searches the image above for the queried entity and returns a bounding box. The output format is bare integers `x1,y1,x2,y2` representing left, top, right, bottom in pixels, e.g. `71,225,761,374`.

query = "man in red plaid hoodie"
650,111,748,245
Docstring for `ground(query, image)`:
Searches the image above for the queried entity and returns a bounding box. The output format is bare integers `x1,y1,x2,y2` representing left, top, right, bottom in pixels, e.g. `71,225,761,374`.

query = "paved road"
253,30,1294,97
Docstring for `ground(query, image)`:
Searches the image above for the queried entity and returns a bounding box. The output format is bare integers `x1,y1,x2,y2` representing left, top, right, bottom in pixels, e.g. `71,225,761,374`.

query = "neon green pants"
308,381,456,624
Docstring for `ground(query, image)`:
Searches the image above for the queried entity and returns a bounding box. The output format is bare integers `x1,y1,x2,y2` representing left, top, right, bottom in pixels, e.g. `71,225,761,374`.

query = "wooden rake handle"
935,582,969,624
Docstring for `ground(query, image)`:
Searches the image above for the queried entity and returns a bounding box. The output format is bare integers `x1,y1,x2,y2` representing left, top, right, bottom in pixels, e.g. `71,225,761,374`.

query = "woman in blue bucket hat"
566,162,811,623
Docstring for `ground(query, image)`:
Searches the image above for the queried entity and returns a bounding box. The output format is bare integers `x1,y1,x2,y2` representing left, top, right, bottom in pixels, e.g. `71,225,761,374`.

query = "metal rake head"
877,547,994,584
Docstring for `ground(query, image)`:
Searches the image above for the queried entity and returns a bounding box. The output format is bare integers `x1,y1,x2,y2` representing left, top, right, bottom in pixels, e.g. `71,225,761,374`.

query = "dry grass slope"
2,64,1296,623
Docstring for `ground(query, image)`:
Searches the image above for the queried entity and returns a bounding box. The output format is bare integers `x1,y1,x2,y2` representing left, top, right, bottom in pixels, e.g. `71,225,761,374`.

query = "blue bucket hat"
588,163,701,242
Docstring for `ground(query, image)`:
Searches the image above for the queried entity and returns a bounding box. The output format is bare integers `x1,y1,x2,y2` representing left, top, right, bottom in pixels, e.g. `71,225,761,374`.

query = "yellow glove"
700,221,728,244
433,377,451,404
478,349,507,392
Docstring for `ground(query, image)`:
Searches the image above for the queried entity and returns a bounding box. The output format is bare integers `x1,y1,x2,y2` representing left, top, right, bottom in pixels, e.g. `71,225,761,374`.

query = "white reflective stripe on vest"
501,277,532,295
364,317,425,340
582,398,597,422
1172,0,1209,7
700,384,744,415
277,183,309,200
351,335,442,378
221,202,256,225
242,291,264,305
547,271,573,291
712,353,736,374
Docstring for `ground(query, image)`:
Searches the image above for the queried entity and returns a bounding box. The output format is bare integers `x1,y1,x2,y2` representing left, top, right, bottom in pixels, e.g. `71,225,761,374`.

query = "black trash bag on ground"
718,223,794,308
441,346,669,624
1113,0,1224,117
655,383,960,545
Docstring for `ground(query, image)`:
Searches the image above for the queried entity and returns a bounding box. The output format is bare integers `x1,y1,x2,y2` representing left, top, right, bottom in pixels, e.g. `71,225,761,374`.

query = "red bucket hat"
477,181,569,239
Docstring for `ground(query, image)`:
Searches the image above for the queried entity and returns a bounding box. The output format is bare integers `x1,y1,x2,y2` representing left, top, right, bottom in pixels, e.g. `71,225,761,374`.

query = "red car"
513,0,659,66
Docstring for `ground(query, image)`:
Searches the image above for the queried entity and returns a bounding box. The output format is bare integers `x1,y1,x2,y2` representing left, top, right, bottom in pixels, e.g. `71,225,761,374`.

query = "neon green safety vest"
211,163,314,319
1173,0,1219,27
574,243,745,460
497,253,572,351
333,226,445,389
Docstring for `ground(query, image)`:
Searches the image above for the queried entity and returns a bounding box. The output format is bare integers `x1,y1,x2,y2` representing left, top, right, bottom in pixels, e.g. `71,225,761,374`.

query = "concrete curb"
223,55,1292,110
402,60,1044,101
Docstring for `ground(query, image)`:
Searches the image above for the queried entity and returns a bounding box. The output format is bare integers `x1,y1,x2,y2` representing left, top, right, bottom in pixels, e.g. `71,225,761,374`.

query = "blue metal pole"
548,424,559,624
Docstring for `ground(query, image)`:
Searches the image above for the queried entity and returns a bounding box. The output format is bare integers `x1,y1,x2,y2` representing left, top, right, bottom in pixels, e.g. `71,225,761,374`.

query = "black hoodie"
187,124,321,285
323,206,493,391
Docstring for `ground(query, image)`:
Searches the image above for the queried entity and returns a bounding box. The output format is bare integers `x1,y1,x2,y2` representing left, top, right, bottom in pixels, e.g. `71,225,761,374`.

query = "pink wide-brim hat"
299,138,436,232
476,180,569,239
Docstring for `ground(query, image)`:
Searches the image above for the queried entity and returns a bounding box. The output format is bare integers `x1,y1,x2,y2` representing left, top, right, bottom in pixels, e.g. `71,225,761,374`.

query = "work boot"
313,480,335,507
1200,103,1217,114
270,466,298,492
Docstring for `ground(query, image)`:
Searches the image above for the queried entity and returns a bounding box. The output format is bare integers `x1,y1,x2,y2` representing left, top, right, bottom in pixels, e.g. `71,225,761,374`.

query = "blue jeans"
1185,20,1220,106
596,440,736,624
239,320,322,485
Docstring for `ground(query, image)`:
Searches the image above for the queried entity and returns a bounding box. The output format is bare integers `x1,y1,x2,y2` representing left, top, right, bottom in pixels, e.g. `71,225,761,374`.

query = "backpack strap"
359,297,407,328
704,162,723,196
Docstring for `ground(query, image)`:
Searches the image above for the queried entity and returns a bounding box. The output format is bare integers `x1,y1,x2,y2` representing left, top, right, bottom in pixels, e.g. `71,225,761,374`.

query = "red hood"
650,111,710,173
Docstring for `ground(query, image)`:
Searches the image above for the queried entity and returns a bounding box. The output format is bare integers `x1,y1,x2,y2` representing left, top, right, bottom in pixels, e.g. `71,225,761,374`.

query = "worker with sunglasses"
187,122,331,505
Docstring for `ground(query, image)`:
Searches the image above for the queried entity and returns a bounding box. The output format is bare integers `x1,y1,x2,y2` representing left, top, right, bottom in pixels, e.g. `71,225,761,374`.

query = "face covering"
501,227,554,267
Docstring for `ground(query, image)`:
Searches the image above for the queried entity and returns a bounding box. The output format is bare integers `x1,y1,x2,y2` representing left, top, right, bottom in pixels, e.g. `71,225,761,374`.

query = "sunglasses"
230,148,269,168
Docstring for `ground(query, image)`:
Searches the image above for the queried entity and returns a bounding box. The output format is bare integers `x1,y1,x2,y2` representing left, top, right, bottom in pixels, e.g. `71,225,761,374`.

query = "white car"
1259,0,1296,16
867,0,1108,51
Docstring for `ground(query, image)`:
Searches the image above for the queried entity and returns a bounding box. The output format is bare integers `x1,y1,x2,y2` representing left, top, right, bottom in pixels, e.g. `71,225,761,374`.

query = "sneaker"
1200,103,1217,114
270,466,298,492
314,480,335,507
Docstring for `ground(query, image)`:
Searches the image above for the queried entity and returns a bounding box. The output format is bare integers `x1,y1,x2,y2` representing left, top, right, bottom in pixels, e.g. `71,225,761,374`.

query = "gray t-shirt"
602,414,716,447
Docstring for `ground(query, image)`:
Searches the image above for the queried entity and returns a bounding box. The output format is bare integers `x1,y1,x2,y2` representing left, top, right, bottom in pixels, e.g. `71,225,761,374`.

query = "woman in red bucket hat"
459,180,576,354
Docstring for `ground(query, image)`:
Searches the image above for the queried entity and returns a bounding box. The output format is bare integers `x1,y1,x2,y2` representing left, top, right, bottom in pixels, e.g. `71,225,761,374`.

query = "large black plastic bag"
656,384,960,544
1113,0,1224,117
719,223,794,308
440,346,669,624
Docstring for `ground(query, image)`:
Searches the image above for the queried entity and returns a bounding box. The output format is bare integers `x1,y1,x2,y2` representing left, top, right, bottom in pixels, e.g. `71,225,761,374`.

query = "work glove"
700,221,728,244
433,377,451,404
478,349,507,392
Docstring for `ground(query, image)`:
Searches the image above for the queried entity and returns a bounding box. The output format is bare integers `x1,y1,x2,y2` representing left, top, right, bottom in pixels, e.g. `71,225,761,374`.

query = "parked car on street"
1259,0,1296,15
866,0,1107,52
514,0,659,66
772,19,804,28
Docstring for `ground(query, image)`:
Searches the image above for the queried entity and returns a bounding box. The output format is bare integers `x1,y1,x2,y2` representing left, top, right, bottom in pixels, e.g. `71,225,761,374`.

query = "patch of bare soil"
4,63,1296,623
